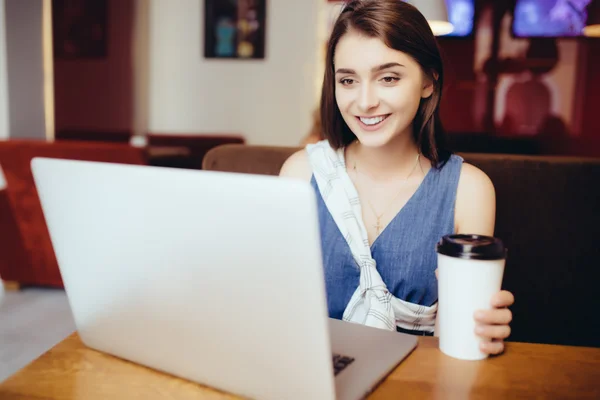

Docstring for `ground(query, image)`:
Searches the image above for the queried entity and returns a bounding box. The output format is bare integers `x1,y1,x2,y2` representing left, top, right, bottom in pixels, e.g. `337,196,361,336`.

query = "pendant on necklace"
374,217,382,235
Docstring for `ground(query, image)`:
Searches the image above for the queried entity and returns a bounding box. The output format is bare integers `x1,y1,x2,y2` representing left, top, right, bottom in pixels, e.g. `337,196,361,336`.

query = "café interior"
0,0,599,398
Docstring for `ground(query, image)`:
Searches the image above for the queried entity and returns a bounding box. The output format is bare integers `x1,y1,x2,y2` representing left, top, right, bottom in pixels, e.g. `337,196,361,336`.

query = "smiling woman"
321,2,446,164
333,37,435,149
280,0,515,356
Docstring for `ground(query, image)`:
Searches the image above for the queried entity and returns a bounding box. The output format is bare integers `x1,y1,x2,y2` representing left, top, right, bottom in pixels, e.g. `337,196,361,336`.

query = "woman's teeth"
359,115,388,126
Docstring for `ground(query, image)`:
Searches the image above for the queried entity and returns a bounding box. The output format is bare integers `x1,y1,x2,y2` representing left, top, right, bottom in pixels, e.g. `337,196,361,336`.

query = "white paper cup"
436,234,506,360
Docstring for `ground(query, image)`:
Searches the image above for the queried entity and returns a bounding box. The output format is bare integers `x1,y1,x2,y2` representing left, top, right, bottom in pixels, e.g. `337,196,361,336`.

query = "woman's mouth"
356,114,391,131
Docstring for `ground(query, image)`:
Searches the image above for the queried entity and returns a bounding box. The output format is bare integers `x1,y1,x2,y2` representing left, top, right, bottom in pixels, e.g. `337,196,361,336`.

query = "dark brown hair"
320,0,450,167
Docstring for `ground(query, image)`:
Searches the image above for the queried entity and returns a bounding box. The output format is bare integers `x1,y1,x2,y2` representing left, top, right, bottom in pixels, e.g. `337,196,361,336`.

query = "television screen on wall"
442,0,476,37
400,0,476,37
512,0,592,37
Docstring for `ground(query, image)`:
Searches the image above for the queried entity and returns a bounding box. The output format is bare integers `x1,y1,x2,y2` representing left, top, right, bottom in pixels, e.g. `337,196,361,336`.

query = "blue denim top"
310,154,463,320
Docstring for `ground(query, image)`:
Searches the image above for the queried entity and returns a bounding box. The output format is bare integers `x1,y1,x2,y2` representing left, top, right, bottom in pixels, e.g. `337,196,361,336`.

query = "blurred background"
0,0,598,158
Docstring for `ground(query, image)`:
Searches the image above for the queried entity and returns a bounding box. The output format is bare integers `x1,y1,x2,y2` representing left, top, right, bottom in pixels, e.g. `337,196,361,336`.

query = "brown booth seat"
0,140,147,288
203,144,600,348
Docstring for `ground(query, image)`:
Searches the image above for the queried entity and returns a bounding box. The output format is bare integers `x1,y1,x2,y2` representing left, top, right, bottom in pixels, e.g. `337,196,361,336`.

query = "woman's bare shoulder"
455,162,496,235
279,150,313,181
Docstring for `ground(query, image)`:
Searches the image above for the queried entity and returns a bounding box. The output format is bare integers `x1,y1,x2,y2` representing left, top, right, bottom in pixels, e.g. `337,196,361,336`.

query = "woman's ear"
421,71,438,99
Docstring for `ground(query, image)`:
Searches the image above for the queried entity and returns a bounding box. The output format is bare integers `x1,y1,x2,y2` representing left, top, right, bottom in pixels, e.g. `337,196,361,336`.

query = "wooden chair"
147,133,245,169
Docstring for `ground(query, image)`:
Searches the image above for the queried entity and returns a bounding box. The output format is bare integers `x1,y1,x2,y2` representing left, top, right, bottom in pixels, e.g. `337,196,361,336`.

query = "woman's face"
333,31,434,148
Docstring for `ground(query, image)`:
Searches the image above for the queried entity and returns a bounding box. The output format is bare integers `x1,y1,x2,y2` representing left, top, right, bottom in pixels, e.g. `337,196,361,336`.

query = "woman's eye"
340,78,355,86
381,76,400,84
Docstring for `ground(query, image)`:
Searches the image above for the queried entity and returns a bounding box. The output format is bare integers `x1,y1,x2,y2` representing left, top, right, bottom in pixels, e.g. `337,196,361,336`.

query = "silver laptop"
31,157,418,400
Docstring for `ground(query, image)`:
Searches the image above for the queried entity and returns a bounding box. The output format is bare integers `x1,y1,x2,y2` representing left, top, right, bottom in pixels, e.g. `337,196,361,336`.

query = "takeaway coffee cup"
436,234,507,360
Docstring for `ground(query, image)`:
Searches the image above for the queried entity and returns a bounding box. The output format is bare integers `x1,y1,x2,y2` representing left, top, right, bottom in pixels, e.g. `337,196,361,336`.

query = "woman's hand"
474,291,514,355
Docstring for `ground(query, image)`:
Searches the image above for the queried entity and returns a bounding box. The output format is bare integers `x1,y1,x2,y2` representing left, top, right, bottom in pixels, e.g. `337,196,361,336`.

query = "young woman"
280,0,514,355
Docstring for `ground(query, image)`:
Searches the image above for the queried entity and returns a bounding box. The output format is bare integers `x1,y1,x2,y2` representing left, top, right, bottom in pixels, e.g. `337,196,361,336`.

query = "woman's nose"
357,83,379,112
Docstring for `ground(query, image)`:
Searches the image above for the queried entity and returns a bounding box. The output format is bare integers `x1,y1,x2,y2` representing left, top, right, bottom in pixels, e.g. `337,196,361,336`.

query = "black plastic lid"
436,234,506,260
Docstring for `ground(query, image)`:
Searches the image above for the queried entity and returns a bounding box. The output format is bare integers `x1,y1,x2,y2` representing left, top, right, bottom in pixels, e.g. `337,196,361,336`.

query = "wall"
147,0,320,146
435,1,600,157
53,0,134,133
132,0,149,137
4,0,46,139
581,40,600,140
0,0,9,140
440,4,581,137
492,13,580,136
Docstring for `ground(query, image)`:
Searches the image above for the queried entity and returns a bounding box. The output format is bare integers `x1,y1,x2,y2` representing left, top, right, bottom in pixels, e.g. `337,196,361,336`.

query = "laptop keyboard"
332,353,355,375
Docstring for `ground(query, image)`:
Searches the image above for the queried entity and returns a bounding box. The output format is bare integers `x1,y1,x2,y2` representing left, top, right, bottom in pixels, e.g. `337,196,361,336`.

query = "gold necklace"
353,153,421,236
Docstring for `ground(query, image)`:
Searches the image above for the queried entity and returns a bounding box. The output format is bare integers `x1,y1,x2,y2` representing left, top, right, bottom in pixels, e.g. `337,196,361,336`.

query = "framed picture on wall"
52,0,108,59
204,0,267,59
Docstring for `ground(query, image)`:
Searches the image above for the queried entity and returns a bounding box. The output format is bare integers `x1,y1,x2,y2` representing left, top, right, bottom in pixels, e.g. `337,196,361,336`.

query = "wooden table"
1,334,599,399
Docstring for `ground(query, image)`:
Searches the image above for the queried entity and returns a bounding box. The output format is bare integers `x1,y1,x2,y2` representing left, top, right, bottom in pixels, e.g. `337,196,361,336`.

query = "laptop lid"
31,157,336,400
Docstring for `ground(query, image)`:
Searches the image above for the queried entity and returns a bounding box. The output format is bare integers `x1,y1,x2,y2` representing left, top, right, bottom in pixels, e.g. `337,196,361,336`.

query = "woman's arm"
454,163,496,235
454,162,514,356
